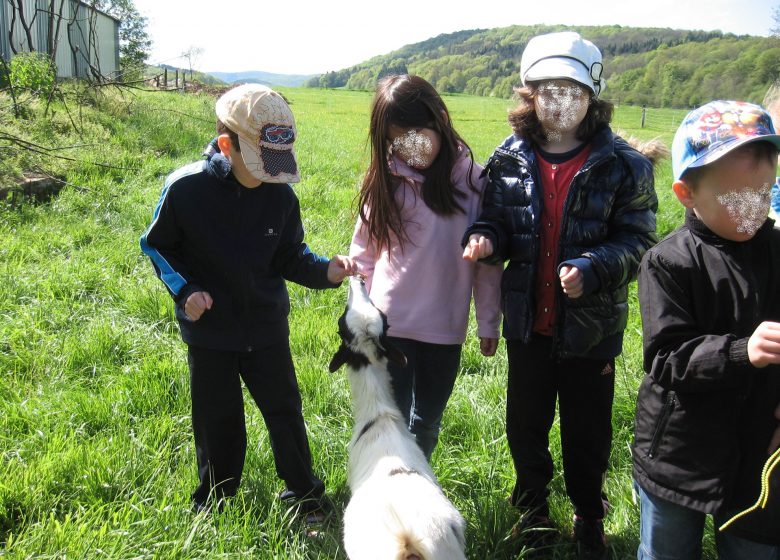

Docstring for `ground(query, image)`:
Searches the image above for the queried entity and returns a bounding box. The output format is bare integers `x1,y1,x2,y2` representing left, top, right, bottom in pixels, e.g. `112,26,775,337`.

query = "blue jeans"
635,481,780,560
386,337,461,460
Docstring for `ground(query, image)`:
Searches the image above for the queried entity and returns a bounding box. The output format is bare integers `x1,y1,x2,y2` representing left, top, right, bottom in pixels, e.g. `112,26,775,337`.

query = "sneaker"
279,489,331,536
191,496,226,515
512,513,559,553
573,516,608,559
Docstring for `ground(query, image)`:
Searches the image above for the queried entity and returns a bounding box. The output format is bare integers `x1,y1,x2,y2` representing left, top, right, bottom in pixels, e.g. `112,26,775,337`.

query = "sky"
132,0,777,76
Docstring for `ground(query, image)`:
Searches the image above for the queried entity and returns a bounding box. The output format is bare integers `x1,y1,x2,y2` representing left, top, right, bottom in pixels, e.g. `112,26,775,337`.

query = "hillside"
305,24,780,108
145,64,226,86
206,70,317,87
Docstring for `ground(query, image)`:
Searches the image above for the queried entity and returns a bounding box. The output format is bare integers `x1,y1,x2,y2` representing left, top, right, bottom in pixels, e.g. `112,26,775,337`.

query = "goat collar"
355,418,376,444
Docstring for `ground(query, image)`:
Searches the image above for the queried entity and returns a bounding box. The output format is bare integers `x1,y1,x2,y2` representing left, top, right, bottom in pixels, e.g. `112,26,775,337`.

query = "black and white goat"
329,275,467,560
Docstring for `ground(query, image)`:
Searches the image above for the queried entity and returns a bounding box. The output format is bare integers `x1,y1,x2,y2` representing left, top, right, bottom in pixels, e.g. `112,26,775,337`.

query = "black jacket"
633,210,780,544
465,125,657,358
140,153,337,352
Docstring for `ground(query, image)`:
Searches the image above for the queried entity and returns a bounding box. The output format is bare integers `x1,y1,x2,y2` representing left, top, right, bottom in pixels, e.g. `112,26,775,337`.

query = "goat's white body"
339,279,466,560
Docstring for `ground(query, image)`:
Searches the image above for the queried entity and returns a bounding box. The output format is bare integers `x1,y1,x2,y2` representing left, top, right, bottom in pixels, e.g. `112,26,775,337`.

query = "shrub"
9,52,56,96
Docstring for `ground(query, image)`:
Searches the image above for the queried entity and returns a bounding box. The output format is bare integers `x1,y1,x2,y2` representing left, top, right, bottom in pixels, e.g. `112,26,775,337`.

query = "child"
349,74,502,461
763,82,780,224
632,100,780,559
463,31,658,557
140,84,356,521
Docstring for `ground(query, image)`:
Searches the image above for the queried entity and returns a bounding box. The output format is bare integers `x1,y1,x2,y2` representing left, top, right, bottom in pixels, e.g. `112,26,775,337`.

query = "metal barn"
1,0,120,79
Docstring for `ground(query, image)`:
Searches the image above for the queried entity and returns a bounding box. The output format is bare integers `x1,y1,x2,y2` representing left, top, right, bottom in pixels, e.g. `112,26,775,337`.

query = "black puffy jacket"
466,125,657,358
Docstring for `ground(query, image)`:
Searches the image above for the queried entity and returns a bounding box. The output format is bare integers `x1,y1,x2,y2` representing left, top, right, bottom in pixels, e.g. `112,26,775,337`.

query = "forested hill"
304,24,780,108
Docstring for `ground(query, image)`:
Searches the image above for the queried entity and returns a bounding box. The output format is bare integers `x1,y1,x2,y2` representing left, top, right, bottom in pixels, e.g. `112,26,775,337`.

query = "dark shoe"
279,489,331,536
512,513,559,553
573,516,608,559
191,496,226,515
278,488,298,502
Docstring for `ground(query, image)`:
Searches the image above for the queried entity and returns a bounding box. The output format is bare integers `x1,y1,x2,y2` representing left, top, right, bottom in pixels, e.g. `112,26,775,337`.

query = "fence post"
641,105,646,128
164,68,168,88
175,68,179,89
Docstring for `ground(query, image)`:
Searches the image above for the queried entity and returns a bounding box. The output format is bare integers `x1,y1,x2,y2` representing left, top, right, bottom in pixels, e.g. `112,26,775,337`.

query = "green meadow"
1,86,701,559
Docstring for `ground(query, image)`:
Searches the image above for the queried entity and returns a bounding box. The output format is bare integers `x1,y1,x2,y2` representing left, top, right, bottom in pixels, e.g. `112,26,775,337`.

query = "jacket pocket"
647,390,676,459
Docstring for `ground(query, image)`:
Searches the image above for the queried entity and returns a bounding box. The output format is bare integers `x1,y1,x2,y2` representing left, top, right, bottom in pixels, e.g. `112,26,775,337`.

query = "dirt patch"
0,174,65,206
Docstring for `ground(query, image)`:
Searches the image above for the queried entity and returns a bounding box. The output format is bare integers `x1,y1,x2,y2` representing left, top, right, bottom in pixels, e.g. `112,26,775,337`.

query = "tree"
95,0,151,80
181,46,203,79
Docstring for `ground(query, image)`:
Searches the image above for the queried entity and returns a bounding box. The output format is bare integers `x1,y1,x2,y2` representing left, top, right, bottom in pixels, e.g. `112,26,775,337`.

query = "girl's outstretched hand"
463,234,493,262
328,255,358,284
480,337,498,357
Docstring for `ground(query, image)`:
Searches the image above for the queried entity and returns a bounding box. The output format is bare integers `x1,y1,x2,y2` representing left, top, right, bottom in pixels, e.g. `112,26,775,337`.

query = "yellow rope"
719,446,780,532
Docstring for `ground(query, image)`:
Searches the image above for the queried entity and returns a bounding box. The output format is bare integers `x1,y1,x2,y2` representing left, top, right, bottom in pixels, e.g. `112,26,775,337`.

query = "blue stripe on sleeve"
139,162,203,296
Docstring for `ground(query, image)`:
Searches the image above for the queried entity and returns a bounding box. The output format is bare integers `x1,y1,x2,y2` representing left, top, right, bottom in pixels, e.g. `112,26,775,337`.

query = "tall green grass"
1,86,700,558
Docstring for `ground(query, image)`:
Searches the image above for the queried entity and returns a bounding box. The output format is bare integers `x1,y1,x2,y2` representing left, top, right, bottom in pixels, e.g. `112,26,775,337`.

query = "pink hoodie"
350,151,502,345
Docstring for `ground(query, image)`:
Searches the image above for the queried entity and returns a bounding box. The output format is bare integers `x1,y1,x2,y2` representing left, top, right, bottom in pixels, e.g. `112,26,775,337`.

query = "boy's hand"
463,234,493,262
559,265,583,298
185,291,213,321
769,403,780,455
480,337,498,357
747,321,780,368
328,255,357,284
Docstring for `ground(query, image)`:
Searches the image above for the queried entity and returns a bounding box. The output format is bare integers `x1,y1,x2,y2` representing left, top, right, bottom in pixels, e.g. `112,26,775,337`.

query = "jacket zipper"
648,390,676,459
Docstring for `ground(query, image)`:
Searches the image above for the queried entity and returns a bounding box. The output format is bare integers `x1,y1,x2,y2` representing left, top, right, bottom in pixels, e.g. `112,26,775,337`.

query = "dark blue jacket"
465,125,657,358
140,153,337,352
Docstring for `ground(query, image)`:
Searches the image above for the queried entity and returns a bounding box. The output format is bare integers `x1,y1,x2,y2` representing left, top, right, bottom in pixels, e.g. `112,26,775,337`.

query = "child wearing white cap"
140,84,356,524
633,100,780,559
463,31,658,558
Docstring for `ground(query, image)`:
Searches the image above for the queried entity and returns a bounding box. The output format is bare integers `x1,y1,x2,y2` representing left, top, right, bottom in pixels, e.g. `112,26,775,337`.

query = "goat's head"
329,275,407,372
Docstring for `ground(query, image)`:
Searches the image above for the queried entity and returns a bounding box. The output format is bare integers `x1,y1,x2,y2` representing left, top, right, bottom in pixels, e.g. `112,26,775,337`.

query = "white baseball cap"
215,84,300,183
520,31,606,96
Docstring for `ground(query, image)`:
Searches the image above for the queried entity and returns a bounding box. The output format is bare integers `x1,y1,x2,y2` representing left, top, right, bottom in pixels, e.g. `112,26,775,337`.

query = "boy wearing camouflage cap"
141,84,355,522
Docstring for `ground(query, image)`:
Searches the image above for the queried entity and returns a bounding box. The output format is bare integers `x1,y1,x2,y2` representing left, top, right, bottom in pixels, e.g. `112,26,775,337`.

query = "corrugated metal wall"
1,0,119,79
0,2,11,62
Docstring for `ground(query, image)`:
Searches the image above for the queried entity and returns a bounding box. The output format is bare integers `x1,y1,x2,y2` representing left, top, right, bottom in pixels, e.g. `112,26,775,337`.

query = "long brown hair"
508,83,614,145
357,74,476,253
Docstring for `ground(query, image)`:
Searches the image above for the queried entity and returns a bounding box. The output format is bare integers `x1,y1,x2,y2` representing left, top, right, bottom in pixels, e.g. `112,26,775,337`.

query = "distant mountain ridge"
303,24,780,108
205,70,317,87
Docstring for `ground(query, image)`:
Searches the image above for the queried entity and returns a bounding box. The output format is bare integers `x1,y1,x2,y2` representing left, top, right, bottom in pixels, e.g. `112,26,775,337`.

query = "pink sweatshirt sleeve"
349,211,378,293
468,164,503,339
473,261,503,339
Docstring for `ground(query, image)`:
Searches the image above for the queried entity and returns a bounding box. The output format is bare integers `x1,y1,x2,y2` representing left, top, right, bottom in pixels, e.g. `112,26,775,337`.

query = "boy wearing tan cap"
141,84,355,523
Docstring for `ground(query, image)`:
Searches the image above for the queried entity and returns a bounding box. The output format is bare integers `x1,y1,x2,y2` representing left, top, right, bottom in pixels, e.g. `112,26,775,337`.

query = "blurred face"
388,124,441,170
676,149,775,241
533,79,591,142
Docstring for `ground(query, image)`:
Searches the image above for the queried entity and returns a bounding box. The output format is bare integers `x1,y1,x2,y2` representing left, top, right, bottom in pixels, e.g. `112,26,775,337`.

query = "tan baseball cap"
215,84,300,183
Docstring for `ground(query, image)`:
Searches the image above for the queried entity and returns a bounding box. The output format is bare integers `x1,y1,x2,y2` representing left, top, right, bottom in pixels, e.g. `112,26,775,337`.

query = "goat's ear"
329,345,349,373
380,336,407,368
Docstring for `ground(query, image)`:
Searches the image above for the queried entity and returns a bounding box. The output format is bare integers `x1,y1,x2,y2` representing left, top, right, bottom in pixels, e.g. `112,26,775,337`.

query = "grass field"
0,85,705,559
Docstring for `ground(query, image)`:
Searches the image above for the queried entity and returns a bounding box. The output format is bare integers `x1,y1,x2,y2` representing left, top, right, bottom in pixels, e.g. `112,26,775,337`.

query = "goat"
329,275,467,560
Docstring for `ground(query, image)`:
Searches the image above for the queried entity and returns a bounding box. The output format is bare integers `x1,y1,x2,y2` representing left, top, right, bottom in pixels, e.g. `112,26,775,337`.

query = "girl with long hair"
350,74,502,460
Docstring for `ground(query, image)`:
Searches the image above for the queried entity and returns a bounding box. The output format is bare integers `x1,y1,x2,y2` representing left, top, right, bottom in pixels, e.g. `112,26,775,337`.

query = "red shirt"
532,144,590,336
